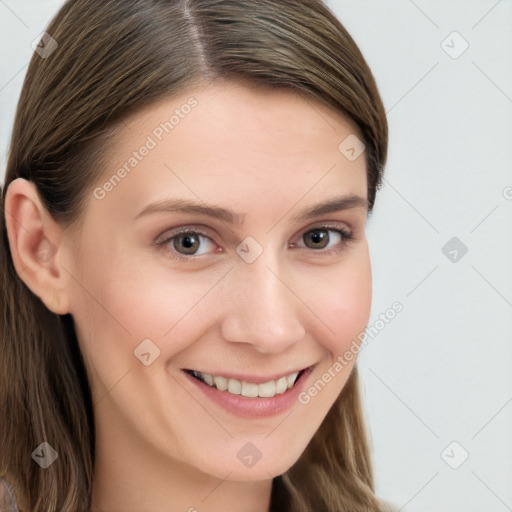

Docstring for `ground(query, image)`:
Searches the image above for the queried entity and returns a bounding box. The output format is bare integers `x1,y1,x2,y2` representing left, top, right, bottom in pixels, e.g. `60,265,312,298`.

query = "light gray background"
1,1,511,511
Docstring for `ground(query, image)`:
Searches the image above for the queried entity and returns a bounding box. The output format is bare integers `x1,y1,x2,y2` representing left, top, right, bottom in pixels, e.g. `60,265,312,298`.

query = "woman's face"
63,81,371,482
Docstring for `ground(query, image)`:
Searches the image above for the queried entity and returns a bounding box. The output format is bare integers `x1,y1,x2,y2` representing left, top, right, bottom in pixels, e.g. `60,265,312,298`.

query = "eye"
293,225,353,252
156,228,217,260
155,223,353,262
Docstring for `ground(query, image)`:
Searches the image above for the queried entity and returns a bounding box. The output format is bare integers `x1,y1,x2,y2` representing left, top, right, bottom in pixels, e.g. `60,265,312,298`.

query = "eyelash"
155,224,353,262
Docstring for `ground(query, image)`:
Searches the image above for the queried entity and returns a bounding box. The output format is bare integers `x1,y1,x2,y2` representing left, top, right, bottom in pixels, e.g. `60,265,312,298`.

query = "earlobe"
4,178,71,315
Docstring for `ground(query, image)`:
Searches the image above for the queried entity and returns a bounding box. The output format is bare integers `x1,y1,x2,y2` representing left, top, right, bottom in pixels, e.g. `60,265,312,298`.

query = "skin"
5,81,372,512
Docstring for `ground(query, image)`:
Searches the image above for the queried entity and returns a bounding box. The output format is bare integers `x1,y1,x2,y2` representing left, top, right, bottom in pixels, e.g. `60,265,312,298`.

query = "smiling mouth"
184,369,307,398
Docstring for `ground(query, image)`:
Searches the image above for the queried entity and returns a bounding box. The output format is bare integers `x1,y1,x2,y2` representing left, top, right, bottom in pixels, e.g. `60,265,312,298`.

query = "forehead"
89,81,368,222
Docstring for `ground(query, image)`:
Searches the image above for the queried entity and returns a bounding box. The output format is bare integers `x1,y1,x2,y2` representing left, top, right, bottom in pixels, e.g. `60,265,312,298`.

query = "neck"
90,410,273,512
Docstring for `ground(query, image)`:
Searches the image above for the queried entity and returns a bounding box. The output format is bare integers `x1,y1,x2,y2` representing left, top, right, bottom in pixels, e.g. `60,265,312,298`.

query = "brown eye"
303,228,330,249
295,226,352,253
156,227,218,261
172,232,201,254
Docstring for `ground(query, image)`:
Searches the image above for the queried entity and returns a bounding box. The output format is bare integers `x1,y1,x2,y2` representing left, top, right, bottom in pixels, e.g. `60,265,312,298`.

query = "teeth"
275,376,287,394
241,381,259,398
203,373,214,386
287,372,299,388
227,378,241,395
213,375,228,391
193,370,301,398
257,380,276,398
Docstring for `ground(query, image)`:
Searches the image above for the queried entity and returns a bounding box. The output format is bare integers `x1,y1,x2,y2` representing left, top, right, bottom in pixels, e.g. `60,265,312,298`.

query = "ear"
4,178,71,315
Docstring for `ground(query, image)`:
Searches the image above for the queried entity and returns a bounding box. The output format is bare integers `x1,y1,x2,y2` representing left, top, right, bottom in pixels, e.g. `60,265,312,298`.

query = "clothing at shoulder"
0,477,20,512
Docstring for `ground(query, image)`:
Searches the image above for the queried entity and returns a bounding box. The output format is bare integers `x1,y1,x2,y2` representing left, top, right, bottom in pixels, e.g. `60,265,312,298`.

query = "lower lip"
182,367,314,419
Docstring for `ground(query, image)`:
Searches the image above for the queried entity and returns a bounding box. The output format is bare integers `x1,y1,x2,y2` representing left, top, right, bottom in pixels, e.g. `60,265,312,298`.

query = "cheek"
305,247,372,356
292,249,371,428
69,244,228,365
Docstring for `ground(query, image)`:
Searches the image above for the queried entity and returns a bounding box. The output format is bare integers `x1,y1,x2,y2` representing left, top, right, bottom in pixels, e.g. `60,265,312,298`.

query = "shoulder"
0,476,21,512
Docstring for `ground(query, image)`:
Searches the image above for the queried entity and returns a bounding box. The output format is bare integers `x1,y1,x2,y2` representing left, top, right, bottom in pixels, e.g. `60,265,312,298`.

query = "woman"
0,0,395,510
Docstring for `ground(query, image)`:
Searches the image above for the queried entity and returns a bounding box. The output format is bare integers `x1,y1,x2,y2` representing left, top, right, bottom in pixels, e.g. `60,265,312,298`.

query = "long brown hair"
0,1,388,510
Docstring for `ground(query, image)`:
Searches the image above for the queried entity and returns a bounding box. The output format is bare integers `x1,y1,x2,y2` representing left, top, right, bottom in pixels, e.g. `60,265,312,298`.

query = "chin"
199,442,307,482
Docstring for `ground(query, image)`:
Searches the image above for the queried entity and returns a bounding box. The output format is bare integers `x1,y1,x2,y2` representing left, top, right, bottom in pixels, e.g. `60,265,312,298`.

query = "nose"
219,247,306,354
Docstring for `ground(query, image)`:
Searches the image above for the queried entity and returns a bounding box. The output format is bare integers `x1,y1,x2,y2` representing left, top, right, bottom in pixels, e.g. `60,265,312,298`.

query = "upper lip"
184,365,313,384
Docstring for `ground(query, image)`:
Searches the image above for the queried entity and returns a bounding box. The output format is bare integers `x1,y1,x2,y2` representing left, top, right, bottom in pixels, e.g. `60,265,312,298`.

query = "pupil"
174,233,199,254
306,229,328,249
182,236,194,248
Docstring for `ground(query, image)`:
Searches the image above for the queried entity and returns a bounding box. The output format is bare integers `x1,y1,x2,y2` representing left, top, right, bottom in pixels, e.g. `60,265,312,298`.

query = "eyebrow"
135,194,368,225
